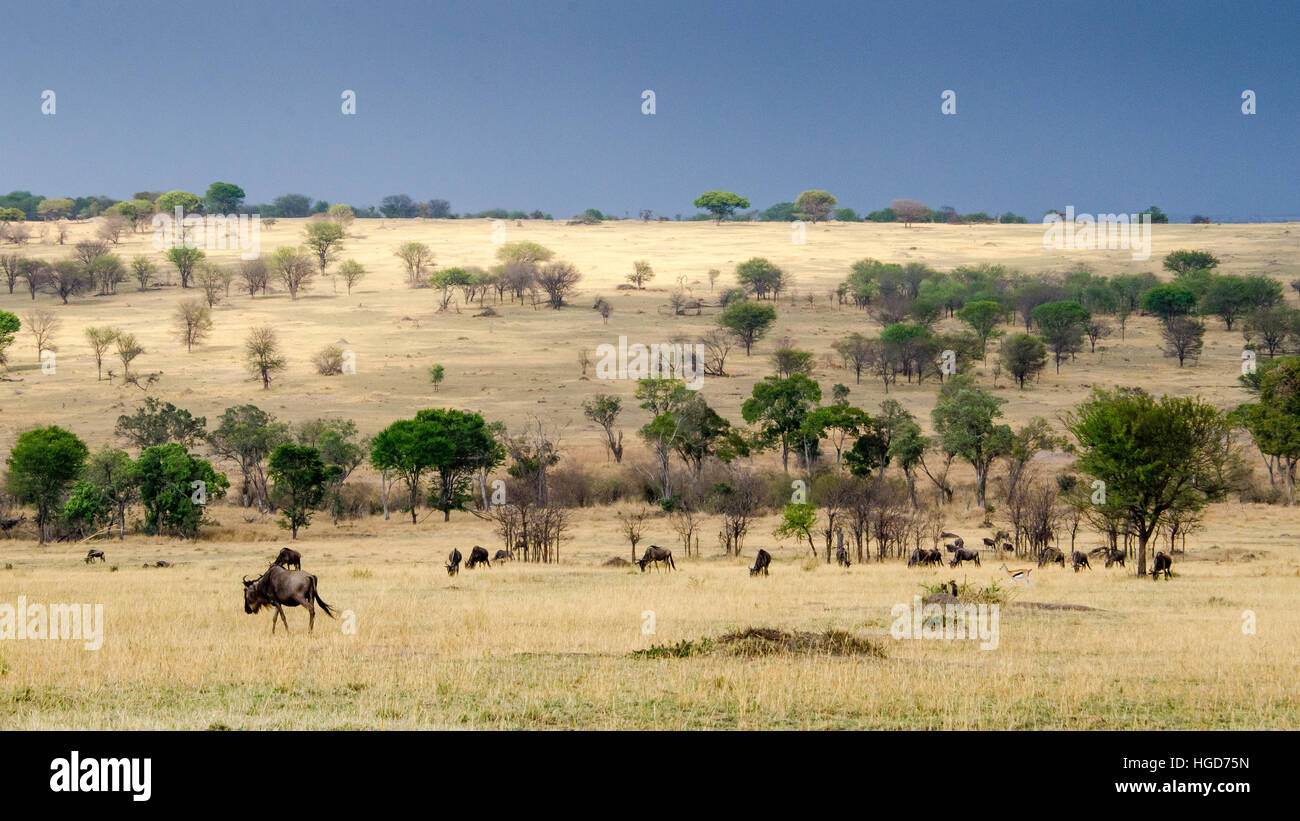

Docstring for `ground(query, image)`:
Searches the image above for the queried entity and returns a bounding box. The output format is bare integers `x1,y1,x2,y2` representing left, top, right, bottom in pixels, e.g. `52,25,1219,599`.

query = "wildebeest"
0,515,25,538
1151,551,1173,580
907,547,926,567
925,548,943,566
465,545,491,569
84,549,106,564
835,546,851,568
1038,546,1065,568
1071,551,1091,572
949,547,980,567
242,564,336,634
274,547,301,571
750,548,771,576
636,545,676,572
446,548,462,576
492,549,513,561
1103,548,1126,568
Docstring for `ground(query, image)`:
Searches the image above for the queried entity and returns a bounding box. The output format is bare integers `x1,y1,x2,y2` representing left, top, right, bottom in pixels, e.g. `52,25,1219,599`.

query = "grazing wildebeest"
835,546,851,568
636,545,676,572
750,548,771,576
274,547,301,570
446,548,462,576
949,547,980,567
1104,547,1126,568
907,547,925,567
242,564,336,634
1071,551,1092,572
944,542,958,553
1151,551,1173,580
85,549,106,564
0,515,25,538
925,548,943,566
465,545,491,569
1038,546,1065,568
492,549,513,561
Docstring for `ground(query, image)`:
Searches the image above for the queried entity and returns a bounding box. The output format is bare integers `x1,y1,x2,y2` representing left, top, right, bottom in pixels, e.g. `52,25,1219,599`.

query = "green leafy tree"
82,445,140,539
1066,388,1235,575
208,404,287,510
1235,358,1300,505
136,443,228,538
370,410,503,523
774,502,818,555
0,310,18,370
693,190,750,223
735,257,785,300
956,300,1004,359
1162,249,1218,276
269,443,339,538
5,426,89,543
794,190,837,223
165,245,205,288
204,182,246,214
1032,301,1091,372
742,374,822,472
303,221,346,284
931,375,1012,508
1141,284,1197,321
114,397,207,451
718,300,776,355
805,404,870,474
155,190,203,215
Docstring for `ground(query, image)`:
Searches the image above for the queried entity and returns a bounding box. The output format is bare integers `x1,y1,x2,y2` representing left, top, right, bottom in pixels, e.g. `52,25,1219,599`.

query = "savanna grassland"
1,218,1299,729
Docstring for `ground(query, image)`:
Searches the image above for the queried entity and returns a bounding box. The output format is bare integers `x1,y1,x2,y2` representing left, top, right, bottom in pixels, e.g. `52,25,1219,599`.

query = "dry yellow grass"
1,218,1298,728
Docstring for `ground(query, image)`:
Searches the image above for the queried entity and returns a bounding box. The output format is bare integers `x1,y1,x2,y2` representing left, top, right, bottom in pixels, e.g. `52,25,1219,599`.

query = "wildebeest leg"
307,601,315,633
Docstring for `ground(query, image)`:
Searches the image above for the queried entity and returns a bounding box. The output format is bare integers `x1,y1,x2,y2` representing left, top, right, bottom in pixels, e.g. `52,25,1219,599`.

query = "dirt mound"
473,307,499,317
603,556,631,567
633,627,885,659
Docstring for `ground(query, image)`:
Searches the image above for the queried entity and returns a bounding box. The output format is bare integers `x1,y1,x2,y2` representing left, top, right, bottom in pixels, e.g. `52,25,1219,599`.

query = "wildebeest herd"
71,525,1178,638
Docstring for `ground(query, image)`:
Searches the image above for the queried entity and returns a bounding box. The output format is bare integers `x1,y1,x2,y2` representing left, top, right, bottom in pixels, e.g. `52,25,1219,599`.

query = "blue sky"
2,0,1297,220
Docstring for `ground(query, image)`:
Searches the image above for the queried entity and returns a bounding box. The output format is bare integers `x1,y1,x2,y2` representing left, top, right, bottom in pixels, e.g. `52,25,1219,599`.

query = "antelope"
999,563,1032,585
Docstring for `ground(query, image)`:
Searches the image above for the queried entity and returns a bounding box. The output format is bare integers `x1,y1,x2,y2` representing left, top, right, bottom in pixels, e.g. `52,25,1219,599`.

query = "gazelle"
999,563,1032,586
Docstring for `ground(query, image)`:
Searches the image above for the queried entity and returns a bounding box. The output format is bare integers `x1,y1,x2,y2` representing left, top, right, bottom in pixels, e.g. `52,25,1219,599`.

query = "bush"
314,345,345,375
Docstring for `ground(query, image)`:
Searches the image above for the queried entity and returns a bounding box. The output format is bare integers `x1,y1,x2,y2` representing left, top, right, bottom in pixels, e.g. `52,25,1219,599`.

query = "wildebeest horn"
243,574,255,584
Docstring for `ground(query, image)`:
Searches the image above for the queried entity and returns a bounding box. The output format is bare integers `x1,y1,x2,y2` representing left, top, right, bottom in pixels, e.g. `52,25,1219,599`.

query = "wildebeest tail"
668,554,676,570
308,575,337,618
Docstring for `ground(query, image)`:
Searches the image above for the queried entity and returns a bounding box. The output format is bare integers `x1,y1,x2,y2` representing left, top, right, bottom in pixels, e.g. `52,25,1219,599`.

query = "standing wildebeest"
750,548,771,576
465,545,491,569
636,545,676,572
1151,551,1173,580
925,548,943,566
242,564,336,634
907,547,926,567
1104,547,1126,568
85,549,106,564
446,548,462,576
1071,551,1091,572
1038,546,1065,568
274,547,301,570
0,515,25,538
493,549,513,561
835,546,851,568
949,547,980,567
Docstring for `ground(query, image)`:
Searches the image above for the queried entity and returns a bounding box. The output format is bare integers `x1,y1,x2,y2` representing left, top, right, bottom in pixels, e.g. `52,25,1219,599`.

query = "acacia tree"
245,326,286,388
5,425,89,543
693,190,749,223
1032,301,1090,372
175,300,213,352
892,199,930,227
303,221,346,289
165,245,204,288
271,246,315,299
582,394,624,462
85,326,119,378
1160,315,1205,366
741,373,822,473
1235,358,1300,505
1067,388,1235,576
795,190,836,223
268,443,339,538
931,374,1012,509
1002,333,1047,388
956,300,1004,359
718,300,776,355
209,404,286,511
